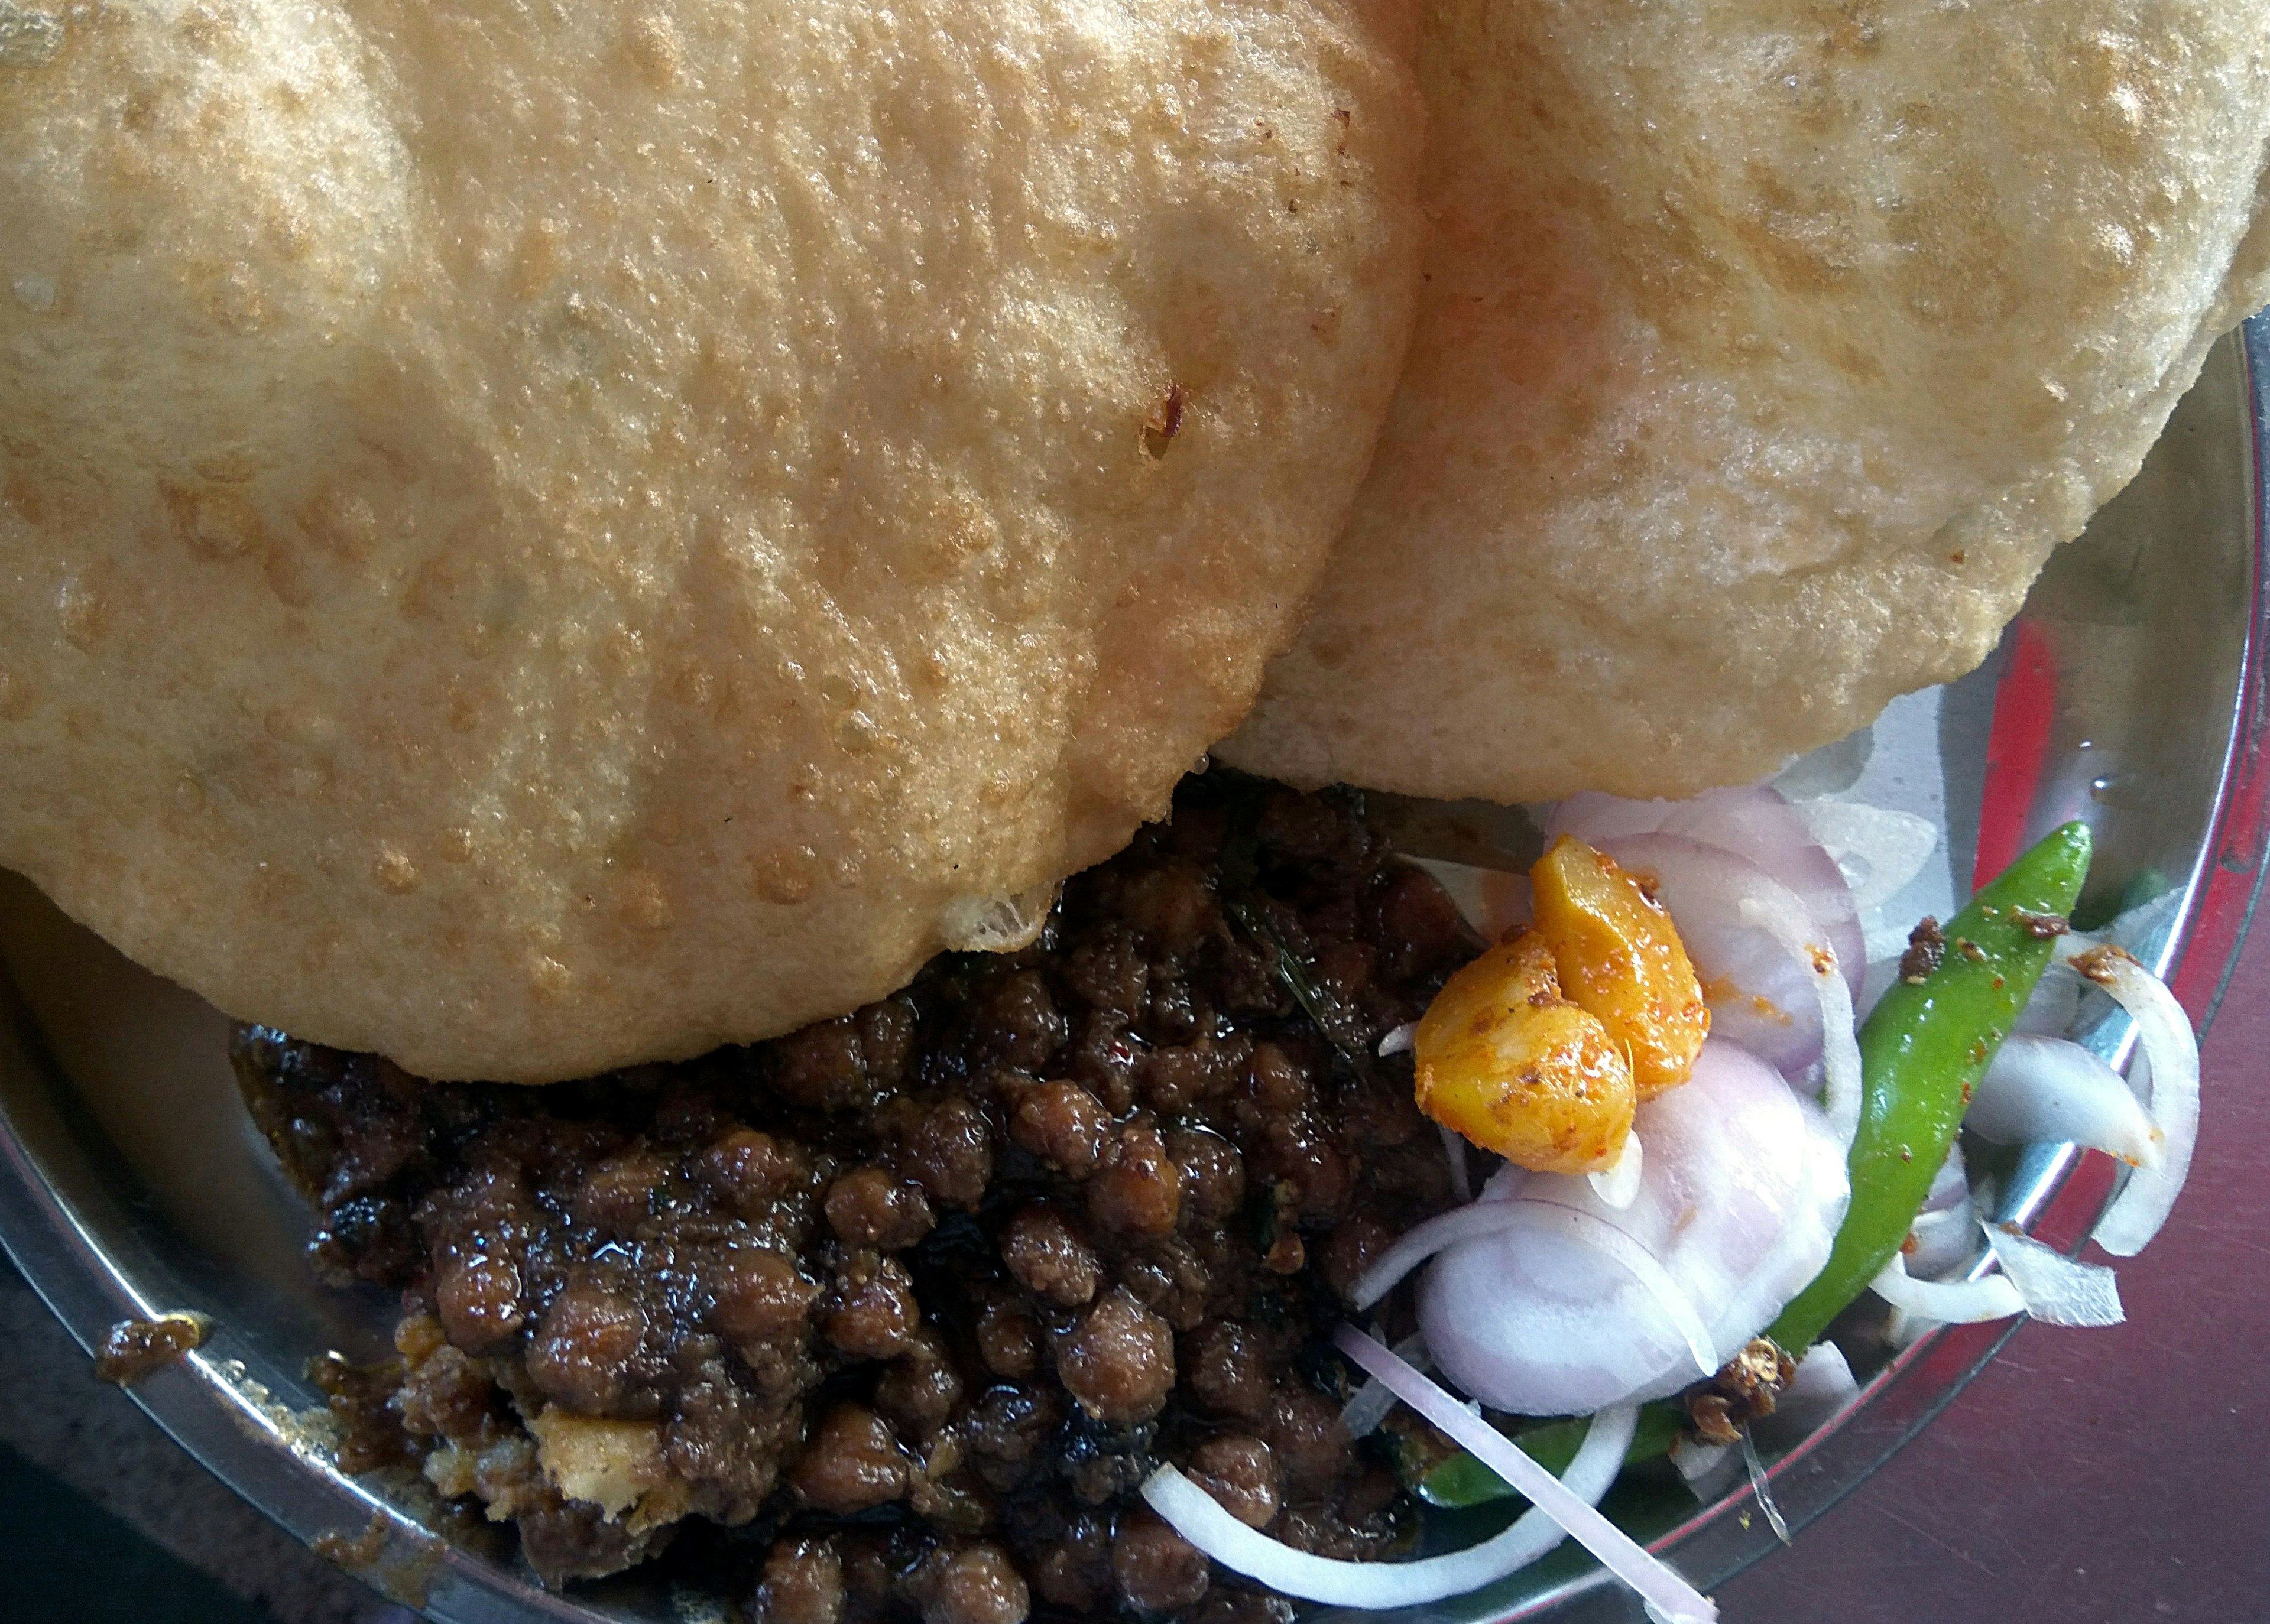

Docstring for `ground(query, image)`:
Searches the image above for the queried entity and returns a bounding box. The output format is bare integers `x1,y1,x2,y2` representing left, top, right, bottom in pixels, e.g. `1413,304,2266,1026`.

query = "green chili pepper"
1415,1403,1685,1508
1766,820,2093,1352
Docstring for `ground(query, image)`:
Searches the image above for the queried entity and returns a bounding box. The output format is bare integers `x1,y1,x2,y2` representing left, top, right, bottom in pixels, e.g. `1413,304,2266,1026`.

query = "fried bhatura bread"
1221,0,2270,803
0,0,1423,1080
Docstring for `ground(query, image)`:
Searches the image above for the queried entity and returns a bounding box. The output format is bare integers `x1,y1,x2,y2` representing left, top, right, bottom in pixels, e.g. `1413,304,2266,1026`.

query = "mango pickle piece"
1530,834,1709,1099
1412,932,1635,1174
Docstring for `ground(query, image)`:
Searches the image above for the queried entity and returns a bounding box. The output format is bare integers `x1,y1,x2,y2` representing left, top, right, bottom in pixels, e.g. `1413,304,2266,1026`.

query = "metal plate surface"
0,321,2262,1623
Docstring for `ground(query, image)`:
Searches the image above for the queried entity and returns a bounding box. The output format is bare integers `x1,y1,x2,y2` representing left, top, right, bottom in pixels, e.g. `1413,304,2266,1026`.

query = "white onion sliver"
1340,1331,1430,1439
1789,801,1940,915
1737,897,1861,1148
1986,1225,2125,1328
1747,1344,1857,1470
1379,1022,1416,1058
1904,1207,1983,1281
1334,1329,1717,1623
1669,1437,1732,1487
1597,833,1837,1076
1547,791,1678,847
1403,858,1496,940
1866,1252,2023,1324
1966,1033,2164,1168
1143,1402,1636,1609
1348,1199,1528,1311
1770,1342,1859,1435
1882,1304,1928,1350
1481,872,1535,940
1918,1140,1970,1215
1517,1201,1718,1379
1441,1123,1473,1203
1402,857,1535,943
2059,940,2201,1257
1588,1132,1643,1211
2013,959,2086,1036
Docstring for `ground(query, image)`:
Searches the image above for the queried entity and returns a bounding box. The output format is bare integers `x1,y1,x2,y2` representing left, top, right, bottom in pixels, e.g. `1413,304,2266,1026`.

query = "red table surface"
1717,924,2270,1623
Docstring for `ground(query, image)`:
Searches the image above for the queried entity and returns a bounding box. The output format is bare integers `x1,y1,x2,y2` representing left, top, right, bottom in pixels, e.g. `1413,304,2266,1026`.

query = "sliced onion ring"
1768,1342,1859,1438
1669,1437,1732,1490
1347,1198,1529,1311
1867,1251,2024,1323
1985,1225,2123,1328
1340,1330,1429,1439
1788,801,1941,915
1513,1201,1718,1381
1596,834,1835,1076
2058,938,2200,1257
1737,897,1861,1149
1903,1207,1982,1281
1588,1132,1644,1210
1332,1327,1718,1623
1554,785,1864,996
1966,1032,2164,1169
1874,1224,2125,1332
1144,1401,1636,1608
1441,1123,1474,1203
1918,1139,1970,1216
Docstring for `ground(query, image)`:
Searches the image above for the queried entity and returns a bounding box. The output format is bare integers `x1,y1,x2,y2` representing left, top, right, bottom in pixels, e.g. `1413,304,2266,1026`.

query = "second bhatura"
1224,0,2270,803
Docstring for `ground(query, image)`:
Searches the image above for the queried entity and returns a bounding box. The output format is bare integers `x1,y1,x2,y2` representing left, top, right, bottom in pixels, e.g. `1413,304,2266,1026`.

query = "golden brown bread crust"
0,0,1425,1079
1222,0,2270,802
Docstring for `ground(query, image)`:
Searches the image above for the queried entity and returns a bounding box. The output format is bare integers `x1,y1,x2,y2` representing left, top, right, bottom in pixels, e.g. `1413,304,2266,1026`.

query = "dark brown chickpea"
975,1295,1040,1379
906,1096,993,1211
1111,1506,1209,1613
821,1254,919,1360
1168,1126,1245,1225
1317,1213,1395,1303
1180,1320,1273,1421
708,1248,816,1347
1010,1081,1110,1174
570,1148,673,1233
1246,1042,1312,1114
1118,862,1217,953
998,1205,1101,1307
790,1405,909,1513
824,1165,936,1249
755,1537,845,1624
874,1330,964,1435
1088,1120,1181,1235
434,1252,523,1354
771,1018,877,1111
857,1000,917,1089
1188,1434,1278,1529
1058,1288,1173,1424
912,1541,1032,1624
1265,1383,1351,1500
701,1129,807,1218
526,1287,645,1414
1029,1515,1111,1611
978,972,1067,1070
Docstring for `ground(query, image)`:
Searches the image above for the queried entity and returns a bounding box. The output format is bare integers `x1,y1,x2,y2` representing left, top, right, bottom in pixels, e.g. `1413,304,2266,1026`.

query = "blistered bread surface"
1221,0,2270,801
0,0,1423,1078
